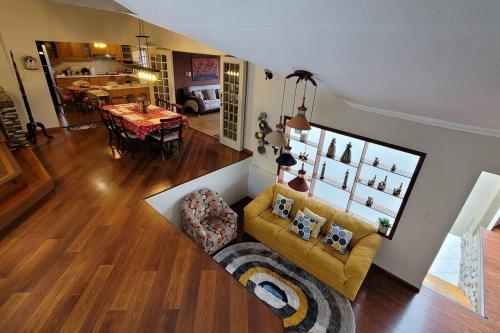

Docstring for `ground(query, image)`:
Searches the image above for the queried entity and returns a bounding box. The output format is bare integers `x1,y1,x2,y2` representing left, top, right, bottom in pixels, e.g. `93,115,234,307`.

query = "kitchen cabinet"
56,42,92,60
90,43,122,59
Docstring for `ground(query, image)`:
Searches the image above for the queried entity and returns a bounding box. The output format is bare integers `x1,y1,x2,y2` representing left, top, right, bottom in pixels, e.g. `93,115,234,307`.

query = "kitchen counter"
100,84,149,91
55,73,136,78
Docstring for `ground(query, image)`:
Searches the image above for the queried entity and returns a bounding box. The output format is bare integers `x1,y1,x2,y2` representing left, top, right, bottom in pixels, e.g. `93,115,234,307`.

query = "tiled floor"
428,233,461,285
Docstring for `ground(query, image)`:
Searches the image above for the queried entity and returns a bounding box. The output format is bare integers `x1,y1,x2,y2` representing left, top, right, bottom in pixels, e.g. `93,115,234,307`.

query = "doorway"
424,171,500,315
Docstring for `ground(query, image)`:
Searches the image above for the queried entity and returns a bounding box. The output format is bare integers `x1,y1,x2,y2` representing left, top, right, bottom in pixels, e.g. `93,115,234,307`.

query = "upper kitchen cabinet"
90,43,123,59
56,42,93,61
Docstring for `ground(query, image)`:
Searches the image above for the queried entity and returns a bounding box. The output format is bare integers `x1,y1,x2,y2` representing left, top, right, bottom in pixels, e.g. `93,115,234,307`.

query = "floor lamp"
10,50,52,144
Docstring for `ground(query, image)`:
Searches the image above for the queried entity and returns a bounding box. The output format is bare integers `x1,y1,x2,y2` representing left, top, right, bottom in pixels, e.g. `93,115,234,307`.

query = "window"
278,116,426,239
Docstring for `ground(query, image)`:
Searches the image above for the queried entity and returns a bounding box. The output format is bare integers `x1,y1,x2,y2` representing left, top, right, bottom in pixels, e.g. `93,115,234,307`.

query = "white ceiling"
58,0,500,131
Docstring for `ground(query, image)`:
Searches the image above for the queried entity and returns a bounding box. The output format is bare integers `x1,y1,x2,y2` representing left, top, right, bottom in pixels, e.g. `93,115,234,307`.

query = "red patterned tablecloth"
103,103,189,140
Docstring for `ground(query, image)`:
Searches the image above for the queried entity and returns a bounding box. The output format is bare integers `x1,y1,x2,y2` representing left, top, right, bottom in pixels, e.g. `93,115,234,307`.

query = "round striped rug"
214,242,355,333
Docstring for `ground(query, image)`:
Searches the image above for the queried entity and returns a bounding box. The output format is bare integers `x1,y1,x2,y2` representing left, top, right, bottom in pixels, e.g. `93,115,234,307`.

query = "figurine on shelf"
367,175,376,187
373,157,380,167
377,175,388,191
300,131,308,143
320,162,326,180
298,152,309,162
366,196,374,207
340,142,352,164
393,182,403,197
342,169,349,190
326,138,336,159
391,164,397,172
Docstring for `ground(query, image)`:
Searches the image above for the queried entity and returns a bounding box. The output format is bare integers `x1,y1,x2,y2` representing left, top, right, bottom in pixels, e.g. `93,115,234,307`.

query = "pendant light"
265,77,288,148
276,145,297,166
275,79,300,167
124,19,160,82
286,70,317,131
288,163,309,192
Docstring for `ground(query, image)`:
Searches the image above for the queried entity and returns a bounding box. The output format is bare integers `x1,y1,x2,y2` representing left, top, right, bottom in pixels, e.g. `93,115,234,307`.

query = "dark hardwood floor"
0,127,284,332
230,199,500,333
1,125,499,332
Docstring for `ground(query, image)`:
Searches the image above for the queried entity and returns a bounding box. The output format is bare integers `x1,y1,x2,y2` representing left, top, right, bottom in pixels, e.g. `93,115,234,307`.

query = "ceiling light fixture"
286,70,317,131
124,19,160,82
266,76,289,148
288,163,309,192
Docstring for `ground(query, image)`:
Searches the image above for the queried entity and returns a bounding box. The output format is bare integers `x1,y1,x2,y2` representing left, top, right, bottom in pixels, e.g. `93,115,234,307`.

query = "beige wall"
244,63,500,287
0,0,223,128
449,172,500,236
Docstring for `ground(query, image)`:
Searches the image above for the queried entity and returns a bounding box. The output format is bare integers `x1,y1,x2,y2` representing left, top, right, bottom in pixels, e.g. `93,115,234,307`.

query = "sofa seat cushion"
203,99,220,110
246,216,283,238
307,244,346,282
260,209,290,228
311,241,350,264
276,228,318,256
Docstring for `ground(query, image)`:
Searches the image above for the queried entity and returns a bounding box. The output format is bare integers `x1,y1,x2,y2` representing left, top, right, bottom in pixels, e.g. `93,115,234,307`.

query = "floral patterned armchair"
181,188,238,255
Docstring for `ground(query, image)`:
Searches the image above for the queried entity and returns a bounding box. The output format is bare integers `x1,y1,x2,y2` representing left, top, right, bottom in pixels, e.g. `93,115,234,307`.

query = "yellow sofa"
244,183,381,301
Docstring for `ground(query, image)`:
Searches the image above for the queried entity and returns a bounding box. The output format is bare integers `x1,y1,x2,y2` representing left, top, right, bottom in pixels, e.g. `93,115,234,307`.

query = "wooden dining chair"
126,94,136,103
110,114,142,158
55,86,81,111
99,108,119,158
147,116,184,161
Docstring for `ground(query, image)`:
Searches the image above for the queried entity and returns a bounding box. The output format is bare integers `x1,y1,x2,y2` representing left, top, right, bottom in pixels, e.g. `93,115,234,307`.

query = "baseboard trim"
372,264,421,293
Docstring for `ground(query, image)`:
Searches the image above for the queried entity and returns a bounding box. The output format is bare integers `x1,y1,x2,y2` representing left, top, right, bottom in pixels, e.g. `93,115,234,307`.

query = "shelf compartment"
318,151,359,168
314,175,352,193
291,152,315,166
351,195,397,218
361,159,413,178
356,178,404,199
288,134,319,148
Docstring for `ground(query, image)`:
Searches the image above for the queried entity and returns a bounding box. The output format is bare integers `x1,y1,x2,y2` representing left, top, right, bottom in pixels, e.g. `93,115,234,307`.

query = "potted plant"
378,217,392,234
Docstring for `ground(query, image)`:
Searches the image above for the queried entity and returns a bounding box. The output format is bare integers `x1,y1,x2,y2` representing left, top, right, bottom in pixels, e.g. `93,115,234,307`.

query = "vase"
326,138,336,158
340,142,352,164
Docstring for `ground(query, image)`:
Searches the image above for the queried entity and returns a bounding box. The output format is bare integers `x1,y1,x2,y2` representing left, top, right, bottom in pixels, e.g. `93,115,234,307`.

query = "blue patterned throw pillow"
289,210,317,241
272,194,294,219
323,222,353,254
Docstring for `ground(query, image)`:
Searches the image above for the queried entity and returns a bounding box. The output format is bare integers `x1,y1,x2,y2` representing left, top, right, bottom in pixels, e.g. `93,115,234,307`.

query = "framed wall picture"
192,57,219,81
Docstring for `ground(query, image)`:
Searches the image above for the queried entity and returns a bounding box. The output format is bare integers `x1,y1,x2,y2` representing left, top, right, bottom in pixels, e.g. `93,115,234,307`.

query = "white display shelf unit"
278,116,426,239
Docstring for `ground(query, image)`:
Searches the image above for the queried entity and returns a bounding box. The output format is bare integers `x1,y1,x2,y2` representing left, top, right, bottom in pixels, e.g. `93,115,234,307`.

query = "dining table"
103,103,189,140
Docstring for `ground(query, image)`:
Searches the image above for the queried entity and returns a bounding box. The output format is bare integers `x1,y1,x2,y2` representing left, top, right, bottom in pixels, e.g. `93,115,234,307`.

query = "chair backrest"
99,109,114,131
159,115,183,141
181,188,223,222
126,94,136,103
155,97,171,109
55,86,74,102
111,96,127,105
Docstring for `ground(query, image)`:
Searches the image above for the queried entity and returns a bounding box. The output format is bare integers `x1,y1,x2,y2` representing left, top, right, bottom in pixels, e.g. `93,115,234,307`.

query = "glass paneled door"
219,57,247,151
149,47,176,108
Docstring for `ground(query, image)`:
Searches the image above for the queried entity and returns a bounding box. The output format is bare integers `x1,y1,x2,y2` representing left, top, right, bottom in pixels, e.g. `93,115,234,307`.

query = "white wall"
0,0,223,128
146,158,250,228
450,172,500,236
243,63,500,288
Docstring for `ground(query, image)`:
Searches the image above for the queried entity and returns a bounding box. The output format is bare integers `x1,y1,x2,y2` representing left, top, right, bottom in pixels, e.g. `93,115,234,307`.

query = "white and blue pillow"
272,194,294,219
289,210,317,241
323,222,353,254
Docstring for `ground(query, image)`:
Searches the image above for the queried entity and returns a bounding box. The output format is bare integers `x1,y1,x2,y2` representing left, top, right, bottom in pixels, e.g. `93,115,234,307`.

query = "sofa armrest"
244,185,274,221
184,96,205,113
345,233,381,281
181,208,208,247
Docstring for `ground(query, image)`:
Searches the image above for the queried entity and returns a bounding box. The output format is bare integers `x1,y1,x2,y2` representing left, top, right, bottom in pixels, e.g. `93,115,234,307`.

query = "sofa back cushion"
327,210,378,245
187,84,221,96
272,183,308,218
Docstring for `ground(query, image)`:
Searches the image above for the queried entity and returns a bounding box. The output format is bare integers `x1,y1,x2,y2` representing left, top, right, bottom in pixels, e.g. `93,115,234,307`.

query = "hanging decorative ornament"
326,138,336,158
276,145,297,166
320,161,326,180
342,169,350,190
288,163,309,192
340,142,352,164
